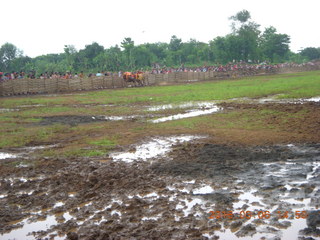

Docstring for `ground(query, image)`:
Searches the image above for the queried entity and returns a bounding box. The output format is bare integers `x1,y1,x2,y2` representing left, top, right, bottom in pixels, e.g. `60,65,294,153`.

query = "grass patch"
0,124,69,148
63,148,106,158
89,138,116,148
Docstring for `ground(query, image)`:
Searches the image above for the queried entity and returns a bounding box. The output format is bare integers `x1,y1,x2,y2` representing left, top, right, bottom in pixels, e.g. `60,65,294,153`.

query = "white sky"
1,0,319,57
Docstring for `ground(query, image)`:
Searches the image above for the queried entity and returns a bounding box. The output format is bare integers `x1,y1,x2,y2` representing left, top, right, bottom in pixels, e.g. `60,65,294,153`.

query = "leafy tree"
77,42,104,70
230,9,251,23
106,45,123,71
210,37,228,63
0,43,23,71
132,45,155,69
168,35,183,65
144,42,168,66
260,26,290,62
299,47,320,60
121,37,135,69
82,42,104,59
10,56,32,72
64,45,77,71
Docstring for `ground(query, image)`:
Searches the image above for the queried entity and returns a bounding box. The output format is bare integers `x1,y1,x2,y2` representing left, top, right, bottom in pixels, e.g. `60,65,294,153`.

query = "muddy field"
1,96,320,240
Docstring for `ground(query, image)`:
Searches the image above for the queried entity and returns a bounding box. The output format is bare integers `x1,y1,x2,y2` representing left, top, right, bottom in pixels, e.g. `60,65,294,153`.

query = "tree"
132,45,155,68
230,9,251,23
82,42,104,59
299,47,320,60
64,45,77,71
77,42,104,70
260,26,290,62
229,10,261,62
168,35,183,65
0,43,23,71
10,56,32,72
121,37,135,69
210,36,229,63
144,42,168,65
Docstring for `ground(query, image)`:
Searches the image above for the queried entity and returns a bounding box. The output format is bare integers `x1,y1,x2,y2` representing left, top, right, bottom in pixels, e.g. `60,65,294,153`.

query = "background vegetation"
1,10,319,75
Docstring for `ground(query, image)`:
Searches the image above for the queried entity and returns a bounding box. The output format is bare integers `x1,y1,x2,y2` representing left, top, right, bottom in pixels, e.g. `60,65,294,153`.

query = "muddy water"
147,101,219,111
0,145,57,161
148,102,221,123
0,108,20,112
111,135,204,163
231,95,320,104
150,107,221,123
304,96,320,102
0,152,17,159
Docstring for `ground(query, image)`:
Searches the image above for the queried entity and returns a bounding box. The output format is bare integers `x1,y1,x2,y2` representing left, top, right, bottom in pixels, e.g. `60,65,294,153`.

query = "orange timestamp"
208,210,308,220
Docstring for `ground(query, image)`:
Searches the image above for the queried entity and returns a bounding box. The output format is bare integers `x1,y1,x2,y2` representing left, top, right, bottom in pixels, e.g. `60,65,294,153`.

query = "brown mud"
1,101,320,240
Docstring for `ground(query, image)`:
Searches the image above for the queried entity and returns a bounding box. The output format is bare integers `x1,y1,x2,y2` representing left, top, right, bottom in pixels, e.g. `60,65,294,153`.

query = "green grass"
62,148,107,158
1,71,320,109
89,138,116,147
80,71,320,104
0,124,68,148
0,71,319,150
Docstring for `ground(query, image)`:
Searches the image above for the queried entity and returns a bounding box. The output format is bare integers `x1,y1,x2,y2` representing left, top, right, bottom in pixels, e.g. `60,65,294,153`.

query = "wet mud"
1,140,320,240
36,114,159,126
37,115,108,126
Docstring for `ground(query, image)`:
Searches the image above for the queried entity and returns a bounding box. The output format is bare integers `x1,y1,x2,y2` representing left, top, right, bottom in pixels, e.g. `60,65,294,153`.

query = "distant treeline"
0,10,319,75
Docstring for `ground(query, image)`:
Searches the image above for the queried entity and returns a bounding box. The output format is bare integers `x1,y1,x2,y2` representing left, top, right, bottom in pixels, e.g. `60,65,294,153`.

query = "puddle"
18,104,46,108
175,197,205,217
147,101,218,111
0,145,57,161
16,163,30,168
303,96,320,102
128,192,161,200
212,228,277,240
0,152,17,159
141,215,161,221
0,108,20,112
150,106,221,123
0,215,59,240
147,102,221,123
104,115,140,121
230,95,320,105
0,199,94,240
24,145,57,151
193,185,215,194
53,201,65,208
233,190,265,211
111,210,122,217
111,135,204,163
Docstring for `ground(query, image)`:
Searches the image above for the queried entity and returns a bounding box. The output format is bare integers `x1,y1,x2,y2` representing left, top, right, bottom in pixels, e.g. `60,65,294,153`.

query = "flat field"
1,71,320,240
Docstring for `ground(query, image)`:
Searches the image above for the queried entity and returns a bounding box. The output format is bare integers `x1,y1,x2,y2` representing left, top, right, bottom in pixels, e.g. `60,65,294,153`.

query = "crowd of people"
1,61,319,82
146,61,318,74
0,71,118,81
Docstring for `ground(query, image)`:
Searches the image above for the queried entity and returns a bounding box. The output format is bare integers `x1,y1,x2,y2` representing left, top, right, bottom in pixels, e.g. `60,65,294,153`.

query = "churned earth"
0,98,320,240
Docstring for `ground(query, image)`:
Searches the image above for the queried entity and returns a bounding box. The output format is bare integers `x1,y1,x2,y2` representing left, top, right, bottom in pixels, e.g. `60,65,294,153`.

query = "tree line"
1,10,319,75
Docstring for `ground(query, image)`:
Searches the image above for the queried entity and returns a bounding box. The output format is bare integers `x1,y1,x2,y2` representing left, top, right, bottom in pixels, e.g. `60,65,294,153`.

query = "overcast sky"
2,0,319,57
